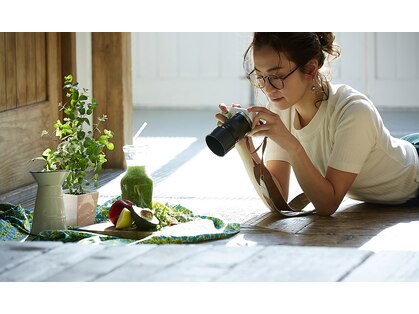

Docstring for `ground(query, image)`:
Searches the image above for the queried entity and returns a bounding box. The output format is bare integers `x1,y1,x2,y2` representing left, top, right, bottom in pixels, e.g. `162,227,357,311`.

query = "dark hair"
244,32,341,102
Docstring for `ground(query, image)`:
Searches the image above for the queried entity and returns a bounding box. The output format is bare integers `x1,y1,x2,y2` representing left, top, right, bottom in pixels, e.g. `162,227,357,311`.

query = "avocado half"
129,206,160,230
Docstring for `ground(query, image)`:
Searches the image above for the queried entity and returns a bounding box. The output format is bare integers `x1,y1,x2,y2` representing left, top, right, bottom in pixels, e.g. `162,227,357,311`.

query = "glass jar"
120,145,153,209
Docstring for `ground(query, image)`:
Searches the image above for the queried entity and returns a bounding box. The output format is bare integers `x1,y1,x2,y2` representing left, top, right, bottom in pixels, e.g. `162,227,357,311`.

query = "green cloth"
401,132,419,155
0,198,240,245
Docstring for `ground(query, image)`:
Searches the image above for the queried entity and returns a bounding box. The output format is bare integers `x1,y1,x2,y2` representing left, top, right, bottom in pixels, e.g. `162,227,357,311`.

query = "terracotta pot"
63,190,99,227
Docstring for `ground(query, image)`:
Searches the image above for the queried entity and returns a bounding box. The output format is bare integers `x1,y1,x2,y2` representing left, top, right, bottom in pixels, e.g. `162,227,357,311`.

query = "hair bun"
315,32,340,58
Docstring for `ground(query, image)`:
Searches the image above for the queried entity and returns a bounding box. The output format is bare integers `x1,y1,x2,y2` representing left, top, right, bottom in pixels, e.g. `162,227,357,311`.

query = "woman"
216,32,419,216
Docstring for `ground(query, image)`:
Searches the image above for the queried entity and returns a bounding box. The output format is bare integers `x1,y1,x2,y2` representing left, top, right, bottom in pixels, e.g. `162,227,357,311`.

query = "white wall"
332,32,419,109
131,32,253,109
127,32,419,110
76,32,93,131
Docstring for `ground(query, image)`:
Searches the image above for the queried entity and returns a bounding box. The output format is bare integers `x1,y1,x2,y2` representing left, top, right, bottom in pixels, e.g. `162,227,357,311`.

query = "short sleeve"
328,101,379,173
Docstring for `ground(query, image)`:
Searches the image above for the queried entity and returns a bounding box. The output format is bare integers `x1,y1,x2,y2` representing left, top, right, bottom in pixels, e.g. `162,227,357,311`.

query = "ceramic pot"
63,190,99,227
30,170,69,234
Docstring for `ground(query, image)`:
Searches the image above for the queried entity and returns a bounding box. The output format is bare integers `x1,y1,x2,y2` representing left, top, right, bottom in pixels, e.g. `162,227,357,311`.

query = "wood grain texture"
35,32,47,102
92,32,133,169
45,245,155,282
25,32,37,106
343,251,419,281
5,33,16,109
78,221,154,240
2,242,400,282
0,242,105,282
217,245,372,282
15,33,27,107
95,245,210,282
146,246,264,282
0,33,61,194
0,33,6,111
0,241,62,278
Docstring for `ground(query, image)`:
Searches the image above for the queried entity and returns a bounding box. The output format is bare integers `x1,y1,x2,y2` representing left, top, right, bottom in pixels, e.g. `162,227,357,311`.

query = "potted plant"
36,74,114,227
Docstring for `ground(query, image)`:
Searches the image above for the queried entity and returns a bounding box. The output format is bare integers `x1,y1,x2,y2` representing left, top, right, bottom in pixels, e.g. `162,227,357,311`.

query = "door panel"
0,32,62,194
332,32,419,109
132,32,252,108
367,32,419,108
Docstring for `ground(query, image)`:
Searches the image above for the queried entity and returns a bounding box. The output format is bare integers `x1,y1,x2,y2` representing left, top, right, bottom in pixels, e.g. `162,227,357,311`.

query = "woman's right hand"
214,103,242,127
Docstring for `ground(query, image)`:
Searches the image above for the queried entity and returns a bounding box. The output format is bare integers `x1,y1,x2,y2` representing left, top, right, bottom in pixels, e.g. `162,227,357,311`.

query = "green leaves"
40,74,114,195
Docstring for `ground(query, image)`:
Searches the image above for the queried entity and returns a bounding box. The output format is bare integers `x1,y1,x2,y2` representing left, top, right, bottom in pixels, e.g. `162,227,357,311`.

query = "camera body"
206,107,254,157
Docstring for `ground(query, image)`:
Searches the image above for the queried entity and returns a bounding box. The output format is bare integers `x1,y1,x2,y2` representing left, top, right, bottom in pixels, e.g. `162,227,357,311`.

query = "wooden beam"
92,32,133,169
60,32,76,120
60,32,77,82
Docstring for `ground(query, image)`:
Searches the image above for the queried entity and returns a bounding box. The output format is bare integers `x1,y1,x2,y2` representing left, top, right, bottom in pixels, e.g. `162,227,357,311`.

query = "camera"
206,107,254,157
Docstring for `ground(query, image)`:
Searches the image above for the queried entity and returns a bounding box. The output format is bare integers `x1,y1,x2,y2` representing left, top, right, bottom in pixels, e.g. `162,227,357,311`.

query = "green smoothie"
120,166,153,209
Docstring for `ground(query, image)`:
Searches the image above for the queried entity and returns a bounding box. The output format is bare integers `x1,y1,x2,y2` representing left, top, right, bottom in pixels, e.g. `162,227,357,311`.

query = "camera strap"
247,137,315,217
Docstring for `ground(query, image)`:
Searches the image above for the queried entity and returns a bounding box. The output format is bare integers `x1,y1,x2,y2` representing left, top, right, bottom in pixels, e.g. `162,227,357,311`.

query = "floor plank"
0,243,105,281
217,245,372,282
45,245,156,282
145,246,265,281
343,251,419,281
222,225,375,248
95,244,211,282
0,241,62,277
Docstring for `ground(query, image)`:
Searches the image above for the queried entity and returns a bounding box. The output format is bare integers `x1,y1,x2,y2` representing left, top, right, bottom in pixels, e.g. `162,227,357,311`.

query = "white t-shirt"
265,82,419,204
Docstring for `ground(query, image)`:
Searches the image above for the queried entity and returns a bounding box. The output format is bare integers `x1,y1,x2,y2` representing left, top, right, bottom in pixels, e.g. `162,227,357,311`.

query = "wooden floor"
1,168,419,282
1,240,418,282
1,108,419,282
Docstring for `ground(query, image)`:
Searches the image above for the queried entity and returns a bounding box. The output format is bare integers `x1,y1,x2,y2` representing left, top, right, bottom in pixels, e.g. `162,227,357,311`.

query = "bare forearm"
287,144,340,215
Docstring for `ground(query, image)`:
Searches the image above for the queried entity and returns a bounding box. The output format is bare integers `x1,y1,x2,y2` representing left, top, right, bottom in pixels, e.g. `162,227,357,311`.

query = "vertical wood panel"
60,32,77,82
92,32,132,169
5,33,17,109
25,32,37,106
35,32,47,102
16,33,27,106
60,32,77,121
0,33,6,111
0,33,63,194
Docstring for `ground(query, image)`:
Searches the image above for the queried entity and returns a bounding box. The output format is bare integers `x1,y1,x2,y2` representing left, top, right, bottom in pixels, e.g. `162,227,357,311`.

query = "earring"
311,85,316,92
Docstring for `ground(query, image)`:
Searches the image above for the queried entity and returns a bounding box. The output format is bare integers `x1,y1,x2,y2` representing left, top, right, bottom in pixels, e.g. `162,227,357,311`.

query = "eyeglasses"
247,65,300,90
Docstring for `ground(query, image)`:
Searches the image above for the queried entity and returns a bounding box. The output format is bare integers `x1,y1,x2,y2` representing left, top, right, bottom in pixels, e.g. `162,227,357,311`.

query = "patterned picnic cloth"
0,198,240,245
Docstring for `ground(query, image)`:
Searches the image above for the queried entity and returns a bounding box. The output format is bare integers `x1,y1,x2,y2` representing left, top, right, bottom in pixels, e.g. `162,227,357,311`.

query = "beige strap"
247,137,315,217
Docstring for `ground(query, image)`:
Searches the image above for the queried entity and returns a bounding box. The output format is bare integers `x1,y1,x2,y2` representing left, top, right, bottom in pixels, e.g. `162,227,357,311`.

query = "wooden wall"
0,33,62,194
92,32,132,169
0,32,131,194
0,33,48,112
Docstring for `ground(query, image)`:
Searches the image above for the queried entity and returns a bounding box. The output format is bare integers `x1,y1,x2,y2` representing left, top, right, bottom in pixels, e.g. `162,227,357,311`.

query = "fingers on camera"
218,103,228,113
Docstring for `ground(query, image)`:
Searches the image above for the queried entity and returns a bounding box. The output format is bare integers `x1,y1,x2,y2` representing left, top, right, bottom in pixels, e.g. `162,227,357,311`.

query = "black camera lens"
206,112,252,157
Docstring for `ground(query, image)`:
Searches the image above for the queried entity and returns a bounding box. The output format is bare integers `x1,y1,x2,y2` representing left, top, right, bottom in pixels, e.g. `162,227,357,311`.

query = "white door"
332,32,419,109
131,32,253,108
367,32,419,108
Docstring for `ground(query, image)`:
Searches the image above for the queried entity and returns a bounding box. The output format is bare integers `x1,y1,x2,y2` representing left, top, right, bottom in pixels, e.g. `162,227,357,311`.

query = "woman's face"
253,45,312,110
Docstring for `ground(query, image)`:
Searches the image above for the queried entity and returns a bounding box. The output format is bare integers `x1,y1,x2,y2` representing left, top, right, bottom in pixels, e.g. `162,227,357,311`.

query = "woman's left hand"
247,106,297,152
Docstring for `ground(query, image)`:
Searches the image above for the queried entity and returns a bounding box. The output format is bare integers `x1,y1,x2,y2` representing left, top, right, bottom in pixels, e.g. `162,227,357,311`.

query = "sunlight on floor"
359,221,419,252
97,135,268,223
